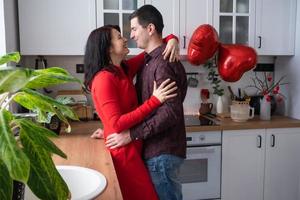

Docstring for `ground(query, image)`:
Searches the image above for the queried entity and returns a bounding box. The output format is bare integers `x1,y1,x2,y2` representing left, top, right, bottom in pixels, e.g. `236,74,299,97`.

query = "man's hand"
105,130,132,149
91,128,104,139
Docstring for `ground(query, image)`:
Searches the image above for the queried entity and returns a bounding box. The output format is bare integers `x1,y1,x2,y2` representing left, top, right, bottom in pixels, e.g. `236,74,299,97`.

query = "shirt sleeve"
130,61,187,140
92,72,161,133
125,34,179,79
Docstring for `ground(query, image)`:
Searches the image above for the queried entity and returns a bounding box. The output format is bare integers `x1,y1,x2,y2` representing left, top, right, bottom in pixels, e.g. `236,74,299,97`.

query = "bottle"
216,95,224,114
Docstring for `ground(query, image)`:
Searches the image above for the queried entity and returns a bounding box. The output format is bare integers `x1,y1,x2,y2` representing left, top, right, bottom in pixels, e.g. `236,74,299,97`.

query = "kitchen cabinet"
213,0,296,56
18,0,144,55
255,0,297,55
146,0,213,55
213,0,255,46
18,0,96,55
96,0,145,55
222,128,300,200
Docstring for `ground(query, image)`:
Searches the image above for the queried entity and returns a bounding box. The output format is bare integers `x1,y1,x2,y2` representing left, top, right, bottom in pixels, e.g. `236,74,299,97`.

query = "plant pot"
250,95,277,115
12,181,25,200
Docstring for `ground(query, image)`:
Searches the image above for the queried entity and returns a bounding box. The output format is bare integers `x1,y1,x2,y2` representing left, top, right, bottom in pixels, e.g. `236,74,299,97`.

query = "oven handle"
187,146,218,156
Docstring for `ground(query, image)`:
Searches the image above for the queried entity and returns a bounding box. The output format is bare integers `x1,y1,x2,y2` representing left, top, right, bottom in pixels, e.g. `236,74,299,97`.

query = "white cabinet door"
255,0,297,55
213,0,255,47
264,128,300,200
222,129,265,200
180,0,213,54
18,0,96,55
97,0,144,55
145,0,180,39
147,0,212,55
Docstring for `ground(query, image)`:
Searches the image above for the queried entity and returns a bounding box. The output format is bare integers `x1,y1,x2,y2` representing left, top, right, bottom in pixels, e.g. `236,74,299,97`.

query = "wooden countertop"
51,115,300,199
52,121,123,200
186,115,300,132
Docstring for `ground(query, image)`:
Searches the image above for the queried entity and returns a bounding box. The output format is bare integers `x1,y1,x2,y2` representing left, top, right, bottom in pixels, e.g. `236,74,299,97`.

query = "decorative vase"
250,95,277,115
260,95,271,120
216,95,224,114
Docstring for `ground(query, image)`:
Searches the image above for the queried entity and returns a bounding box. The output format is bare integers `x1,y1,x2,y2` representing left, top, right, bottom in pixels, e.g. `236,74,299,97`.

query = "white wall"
275,0,300,119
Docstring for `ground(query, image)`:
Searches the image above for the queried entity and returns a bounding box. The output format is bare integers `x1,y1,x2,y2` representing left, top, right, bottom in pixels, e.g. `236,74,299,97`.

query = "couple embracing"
84,5,187,200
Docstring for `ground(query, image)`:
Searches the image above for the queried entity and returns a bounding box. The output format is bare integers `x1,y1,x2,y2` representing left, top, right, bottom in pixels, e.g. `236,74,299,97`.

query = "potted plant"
203,56,225,114
0,52,81,199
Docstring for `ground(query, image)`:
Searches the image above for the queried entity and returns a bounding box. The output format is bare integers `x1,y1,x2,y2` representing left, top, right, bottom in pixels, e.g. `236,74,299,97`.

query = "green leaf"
13,89,79,122
35,109,52,123
0,109,30,182
25,67,82,89
56,96,75,105
0,68,33,93
34,67,69,75
20,131,70,200
0,52,20,65
15,118,66,158
0,159,13,200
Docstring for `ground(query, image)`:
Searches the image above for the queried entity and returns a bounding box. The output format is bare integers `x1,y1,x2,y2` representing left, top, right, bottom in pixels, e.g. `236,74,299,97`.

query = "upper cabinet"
213,0,297,55
18,0,96,55
18,0,297,56
96,0,145,55
255,0,297,55
18,0,144,55
213,0,255,46
146,0,213,55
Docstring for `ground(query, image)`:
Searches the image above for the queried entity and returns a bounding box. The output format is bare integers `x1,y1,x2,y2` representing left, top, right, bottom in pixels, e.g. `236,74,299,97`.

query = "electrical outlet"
76,64,84,73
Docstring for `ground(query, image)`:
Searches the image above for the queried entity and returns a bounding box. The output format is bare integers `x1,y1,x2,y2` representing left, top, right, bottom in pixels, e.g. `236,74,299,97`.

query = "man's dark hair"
129,4,164,35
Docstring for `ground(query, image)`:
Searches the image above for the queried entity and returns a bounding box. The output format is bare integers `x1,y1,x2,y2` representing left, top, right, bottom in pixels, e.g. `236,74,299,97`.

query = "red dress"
91,53,160,200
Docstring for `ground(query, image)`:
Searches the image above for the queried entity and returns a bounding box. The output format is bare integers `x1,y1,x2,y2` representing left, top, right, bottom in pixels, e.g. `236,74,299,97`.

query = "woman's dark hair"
129,4,164,35
84,25,128,91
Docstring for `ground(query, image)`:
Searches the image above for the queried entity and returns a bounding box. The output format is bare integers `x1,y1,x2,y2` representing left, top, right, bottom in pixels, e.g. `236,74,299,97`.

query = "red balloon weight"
187,24,219,65
218,44,257,82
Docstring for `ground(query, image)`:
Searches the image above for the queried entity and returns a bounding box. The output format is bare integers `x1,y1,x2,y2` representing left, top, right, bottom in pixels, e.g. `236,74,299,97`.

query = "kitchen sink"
24,165,107,200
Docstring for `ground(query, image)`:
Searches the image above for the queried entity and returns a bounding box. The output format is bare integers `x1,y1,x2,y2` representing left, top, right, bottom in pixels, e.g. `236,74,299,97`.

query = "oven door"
179,145,221,200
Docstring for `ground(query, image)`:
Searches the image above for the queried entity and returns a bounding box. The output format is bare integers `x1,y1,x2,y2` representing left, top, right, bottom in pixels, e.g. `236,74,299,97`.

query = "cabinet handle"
257,135,262,148
258,36,262,48
183,36,186,49
271,134,275,147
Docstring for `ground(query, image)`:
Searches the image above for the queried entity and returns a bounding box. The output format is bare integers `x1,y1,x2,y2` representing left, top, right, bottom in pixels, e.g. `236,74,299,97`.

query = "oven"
179,130,222,200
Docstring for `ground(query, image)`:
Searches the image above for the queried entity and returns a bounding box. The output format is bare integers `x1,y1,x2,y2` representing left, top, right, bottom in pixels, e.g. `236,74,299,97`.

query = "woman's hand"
162,38,180,62
152,79,178,103
91,128,104,139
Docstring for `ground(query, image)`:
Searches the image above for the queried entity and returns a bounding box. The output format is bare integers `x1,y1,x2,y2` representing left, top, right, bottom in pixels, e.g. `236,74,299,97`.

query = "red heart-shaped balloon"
187,24,219,65
218,44,257,82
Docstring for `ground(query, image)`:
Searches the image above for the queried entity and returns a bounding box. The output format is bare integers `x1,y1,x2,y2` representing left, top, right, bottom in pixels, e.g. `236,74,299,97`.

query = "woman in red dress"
84,25,179,200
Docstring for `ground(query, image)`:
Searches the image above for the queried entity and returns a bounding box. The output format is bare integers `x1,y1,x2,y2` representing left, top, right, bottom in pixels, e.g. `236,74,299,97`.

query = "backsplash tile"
20,56,276,115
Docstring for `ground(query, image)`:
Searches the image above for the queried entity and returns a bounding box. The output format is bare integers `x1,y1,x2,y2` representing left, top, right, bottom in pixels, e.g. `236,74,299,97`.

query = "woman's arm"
92,73,176,134
126,34,179,79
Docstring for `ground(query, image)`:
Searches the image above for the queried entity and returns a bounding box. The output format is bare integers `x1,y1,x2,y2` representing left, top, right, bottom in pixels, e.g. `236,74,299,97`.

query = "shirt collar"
144,43,166,63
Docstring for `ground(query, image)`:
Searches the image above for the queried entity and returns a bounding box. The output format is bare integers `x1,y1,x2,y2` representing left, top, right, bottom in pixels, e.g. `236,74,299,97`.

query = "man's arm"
130,61,187,140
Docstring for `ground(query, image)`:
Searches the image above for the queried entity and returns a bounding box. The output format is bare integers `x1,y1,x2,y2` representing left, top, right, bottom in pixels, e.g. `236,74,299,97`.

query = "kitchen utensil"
187,73,199,87
227,86,235,100
35,56,52,94
230,104,254,122
199,103,213,114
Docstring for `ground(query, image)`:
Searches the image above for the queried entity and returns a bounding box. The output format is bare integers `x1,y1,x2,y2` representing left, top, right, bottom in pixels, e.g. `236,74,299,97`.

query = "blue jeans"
146,154,184,200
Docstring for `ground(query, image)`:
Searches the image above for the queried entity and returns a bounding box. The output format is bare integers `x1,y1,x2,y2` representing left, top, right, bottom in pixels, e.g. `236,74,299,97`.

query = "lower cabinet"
222,128,300,200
